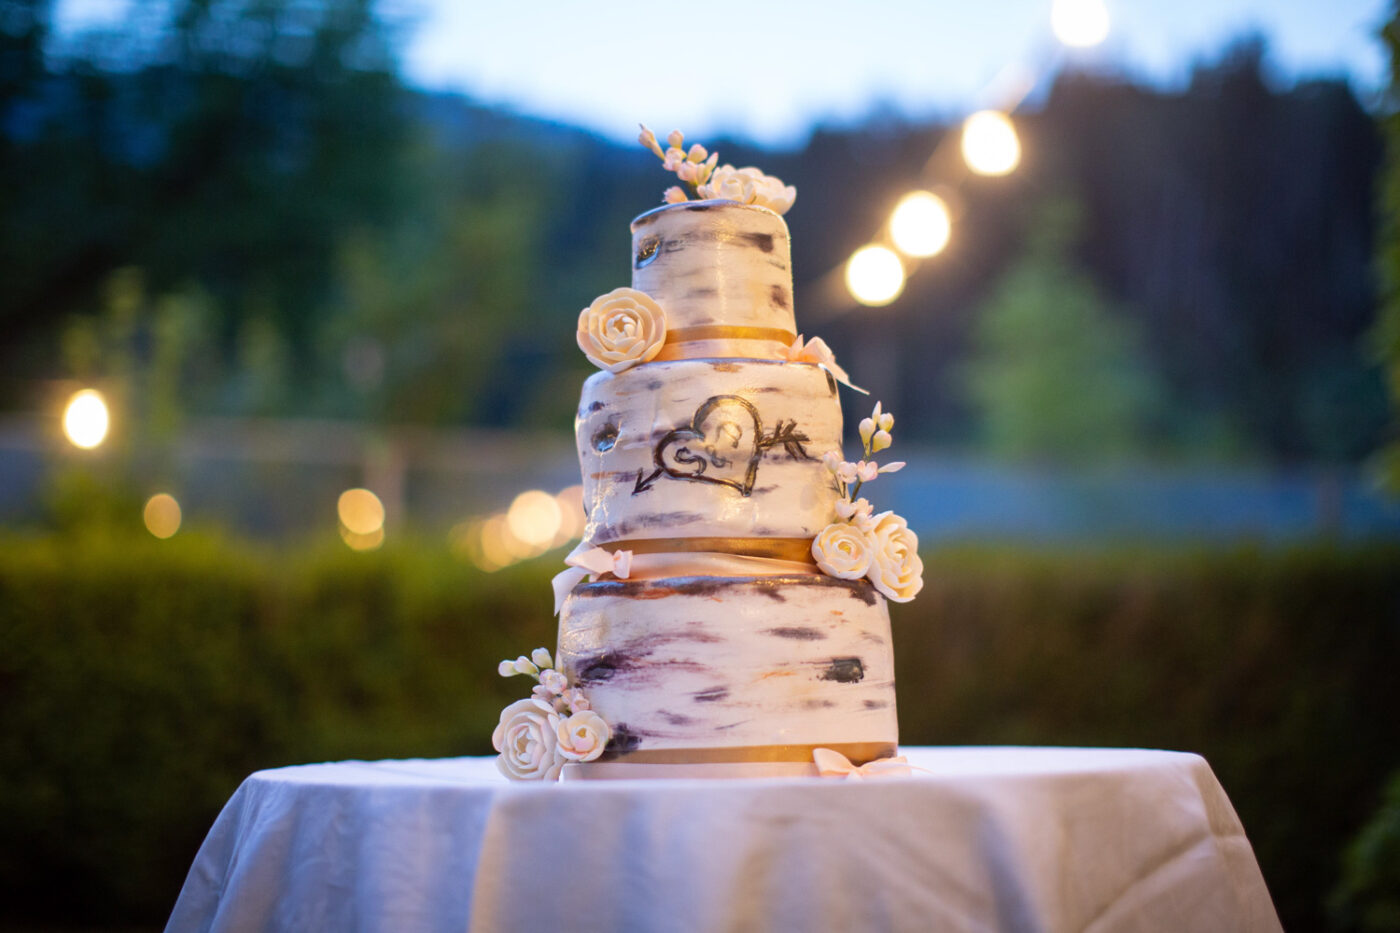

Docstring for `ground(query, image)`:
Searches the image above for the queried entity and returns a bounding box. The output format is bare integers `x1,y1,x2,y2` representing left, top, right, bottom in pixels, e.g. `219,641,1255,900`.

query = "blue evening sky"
55,0,1389,147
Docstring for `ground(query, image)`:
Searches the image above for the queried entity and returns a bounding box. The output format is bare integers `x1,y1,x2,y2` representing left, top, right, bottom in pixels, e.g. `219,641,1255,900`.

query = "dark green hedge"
1,533,1396,930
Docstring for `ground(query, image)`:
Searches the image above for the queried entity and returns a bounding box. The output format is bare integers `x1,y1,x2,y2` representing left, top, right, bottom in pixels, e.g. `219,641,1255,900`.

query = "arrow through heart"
633,395,814,496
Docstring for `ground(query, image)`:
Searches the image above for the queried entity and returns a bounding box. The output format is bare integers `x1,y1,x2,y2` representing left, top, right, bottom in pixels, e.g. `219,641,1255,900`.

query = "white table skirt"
166,747,1280,933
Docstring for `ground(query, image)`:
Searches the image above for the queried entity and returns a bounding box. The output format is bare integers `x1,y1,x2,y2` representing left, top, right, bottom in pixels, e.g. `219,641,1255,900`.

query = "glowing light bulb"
62,389,109,449
846,246,906,307
338,488,385,536
506,489,564,548
1052,0,1109,48
890,192,952,258
143,493,182,539
961,111,1021,177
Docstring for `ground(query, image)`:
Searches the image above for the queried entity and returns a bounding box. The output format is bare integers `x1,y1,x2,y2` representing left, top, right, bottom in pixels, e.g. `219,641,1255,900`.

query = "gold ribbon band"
600,536,817,563
597,742,898,766
663,325,797,345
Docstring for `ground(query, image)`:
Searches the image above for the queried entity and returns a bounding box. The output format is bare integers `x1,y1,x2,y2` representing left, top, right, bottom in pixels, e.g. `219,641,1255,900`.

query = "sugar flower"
812,522,875,580
539,668,569,696
866,511,924,603
492,697,565,781
577,287,667,373
834,497,874,528
556,710,612,762
638,124,664,159
639,126,794,213
491,646,612,780
783,335,865,393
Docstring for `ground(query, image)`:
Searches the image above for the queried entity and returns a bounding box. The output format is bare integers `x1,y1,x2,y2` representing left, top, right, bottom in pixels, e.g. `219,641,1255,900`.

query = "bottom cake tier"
556,574,898,778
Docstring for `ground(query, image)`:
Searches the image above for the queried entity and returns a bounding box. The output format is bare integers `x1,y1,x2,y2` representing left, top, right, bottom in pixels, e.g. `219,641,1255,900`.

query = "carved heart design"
637,395,763,495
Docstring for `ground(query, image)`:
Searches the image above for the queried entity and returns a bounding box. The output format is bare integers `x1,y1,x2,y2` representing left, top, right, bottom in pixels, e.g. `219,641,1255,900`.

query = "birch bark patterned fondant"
492,137,916,781
556,575,898,762
576,358,842,546
631,201,795,361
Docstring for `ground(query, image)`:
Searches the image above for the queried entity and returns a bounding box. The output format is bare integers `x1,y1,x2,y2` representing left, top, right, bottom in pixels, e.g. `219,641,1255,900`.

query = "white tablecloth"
166,747,1280,932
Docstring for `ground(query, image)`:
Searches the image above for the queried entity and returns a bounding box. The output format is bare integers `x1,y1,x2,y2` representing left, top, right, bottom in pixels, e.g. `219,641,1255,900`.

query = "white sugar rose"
576,287,667,373
866,511,923,603
736,166,796,214
698,165,796,215
812,521,874,580
698,164,750,202
556,709,612,762
492,697,564,781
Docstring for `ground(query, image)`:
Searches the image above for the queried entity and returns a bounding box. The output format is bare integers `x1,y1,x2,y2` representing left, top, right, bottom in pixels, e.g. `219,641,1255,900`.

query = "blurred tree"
1,0,409,391
1377,4,1400,490
1043,38,1386,463
1329,768,1400,932
316,138,569,426
963,198,1164,463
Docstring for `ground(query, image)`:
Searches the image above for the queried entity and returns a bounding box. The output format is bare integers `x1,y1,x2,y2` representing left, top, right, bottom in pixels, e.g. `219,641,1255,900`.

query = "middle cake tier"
577,358,842,547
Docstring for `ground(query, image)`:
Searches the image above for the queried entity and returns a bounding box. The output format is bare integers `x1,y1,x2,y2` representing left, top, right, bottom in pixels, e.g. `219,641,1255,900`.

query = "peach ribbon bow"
813,747,923,780
552,544,633,614
782,335,867,394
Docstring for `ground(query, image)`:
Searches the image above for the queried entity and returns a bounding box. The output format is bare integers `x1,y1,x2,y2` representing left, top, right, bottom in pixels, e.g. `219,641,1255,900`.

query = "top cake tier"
631,201,795,362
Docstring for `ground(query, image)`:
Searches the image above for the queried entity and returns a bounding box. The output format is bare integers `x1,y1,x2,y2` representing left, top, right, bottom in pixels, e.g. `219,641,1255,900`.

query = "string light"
961,111,1021,176
846,246,906,306
62,389,109,449
1052,0,1109,48
890,191,952,258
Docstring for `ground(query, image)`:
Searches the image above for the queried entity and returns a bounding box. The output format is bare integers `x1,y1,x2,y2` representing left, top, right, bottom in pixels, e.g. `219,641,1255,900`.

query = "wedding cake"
491,127,923,781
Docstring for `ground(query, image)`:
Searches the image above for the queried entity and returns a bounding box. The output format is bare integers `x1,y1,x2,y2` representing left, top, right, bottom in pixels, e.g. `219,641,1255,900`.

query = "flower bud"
859,418,875,445
687,144,708,163
498,660,518,677
667,129,684,149
872,430,892,452
531,647,554,669
638,124,664,158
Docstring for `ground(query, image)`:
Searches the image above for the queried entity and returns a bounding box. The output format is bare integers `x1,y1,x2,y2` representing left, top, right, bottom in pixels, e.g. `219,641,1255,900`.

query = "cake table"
165,747,1280,932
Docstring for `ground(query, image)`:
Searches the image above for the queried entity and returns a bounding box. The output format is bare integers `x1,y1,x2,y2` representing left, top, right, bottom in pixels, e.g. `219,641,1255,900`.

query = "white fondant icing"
576,359,842,545
630,201,795,351
556,575,898,757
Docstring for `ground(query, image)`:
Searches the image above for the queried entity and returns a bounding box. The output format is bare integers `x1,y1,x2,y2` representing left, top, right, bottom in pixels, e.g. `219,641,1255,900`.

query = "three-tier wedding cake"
491,127,922,781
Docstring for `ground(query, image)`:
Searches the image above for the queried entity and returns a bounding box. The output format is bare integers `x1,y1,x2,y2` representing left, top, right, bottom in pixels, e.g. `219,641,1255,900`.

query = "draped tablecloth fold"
166,747,1280,933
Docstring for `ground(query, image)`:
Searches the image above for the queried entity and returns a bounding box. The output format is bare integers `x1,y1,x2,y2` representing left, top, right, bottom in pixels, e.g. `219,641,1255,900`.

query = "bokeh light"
554,485,586,546
453,485,587,571
339,525,385,551
337,488,385,536
1052,0,1110,48
961,111,1021,176
481,514,528,565
143,493,182,539
890,191,952,258
846,245,906,306
506,489,563,548
62,388,109,449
